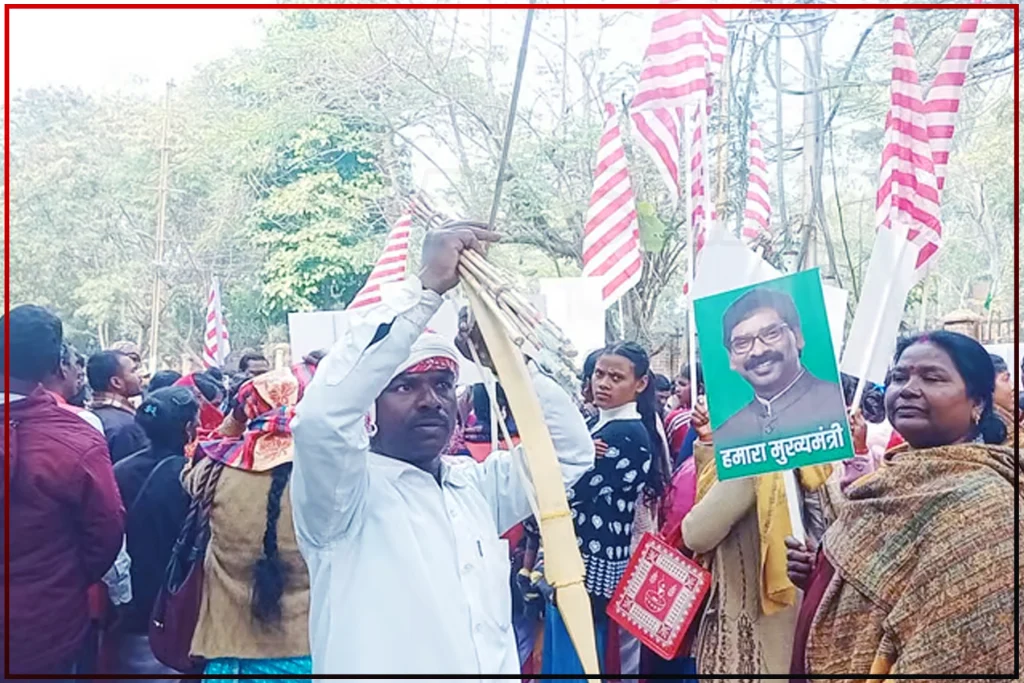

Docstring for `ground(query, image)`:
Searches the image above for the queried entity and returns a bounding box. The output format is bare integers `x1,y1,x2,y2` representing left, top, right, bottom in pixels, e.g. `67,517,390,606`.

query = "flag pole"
683,108,698,411
487,4,536,231
846,229,912,414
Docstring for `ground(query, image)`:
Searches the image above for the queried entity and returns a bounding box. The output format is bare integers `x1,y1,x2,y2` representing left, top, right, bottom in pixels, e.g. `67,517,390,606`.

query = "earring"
971,409,981,425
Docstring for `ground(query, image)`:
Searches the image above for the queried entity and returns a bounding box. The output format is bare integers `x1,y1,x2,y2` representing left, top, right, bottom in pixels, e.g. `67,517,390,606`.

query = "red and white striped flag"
742,121,771,244
202,278,231,369
841,13,944,384
582,103,643,307
631,7,726,113
631,108,683,198
925,8,980,195
688,108,720,268
630,6,725,201
875,13,942,270
682,107,717,297
348,212,412,310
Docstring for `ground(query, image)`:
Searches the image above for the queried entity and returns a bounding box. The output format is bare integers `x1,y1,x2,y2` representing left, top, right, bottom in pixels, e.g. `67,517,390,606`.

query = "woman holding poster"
680,270,844,679
680,399,832,680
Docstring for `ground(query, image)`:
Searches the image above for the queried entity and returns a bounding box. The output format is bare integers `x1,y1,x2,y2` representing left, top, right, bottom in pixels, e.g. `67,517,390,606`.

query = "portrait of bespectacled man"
712,286,847,447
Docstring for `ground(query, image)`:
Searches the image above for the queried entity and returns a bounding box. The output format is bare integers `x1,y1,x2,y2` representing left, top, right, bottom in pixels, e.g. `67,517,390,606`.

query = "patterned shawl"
808,442,1021,678
696,453,831,616
198,369,299,472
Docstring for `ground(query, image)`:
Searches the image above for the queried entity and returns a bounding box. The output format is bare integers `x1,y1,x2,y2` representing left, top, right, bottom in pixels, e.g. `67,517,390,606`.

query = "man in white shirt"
291,223,596,676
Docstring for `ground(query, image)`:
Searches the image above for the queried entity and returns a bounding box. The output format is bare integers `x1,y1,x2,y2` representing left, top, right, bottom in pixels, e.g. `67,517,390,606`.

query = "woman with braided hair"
184,368,311,681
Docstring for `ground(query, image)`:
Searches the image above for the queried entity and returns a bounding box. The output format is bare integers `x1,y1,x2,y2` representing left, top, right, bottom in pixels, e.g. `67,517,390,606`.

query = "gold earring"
971,410,981,425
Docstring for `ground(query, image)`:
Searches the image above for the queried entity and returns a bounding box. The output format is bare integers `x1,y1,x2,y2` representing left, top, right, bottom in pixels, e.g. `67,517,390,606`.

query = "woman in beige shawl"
681,398,832,681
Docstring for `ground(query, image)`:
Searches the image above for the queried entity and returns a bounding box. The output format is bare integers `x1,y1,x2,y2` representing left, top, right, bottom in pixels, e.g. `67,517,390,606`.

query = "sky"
8,6,870,97
8,7,274,96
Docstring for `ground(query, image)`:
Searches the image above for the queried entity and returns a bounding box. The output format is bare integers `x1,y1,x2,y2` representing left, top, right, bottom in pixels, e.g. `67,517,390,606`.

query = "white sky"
8,7,274,96
8,6,868,96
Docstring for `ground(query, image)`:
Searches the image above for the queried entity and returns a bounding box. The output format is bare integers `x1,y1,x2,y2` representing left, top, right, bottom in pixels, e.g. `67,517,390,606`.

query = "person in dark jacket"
113,386,197,675
1,304,125,676
88,350,149,462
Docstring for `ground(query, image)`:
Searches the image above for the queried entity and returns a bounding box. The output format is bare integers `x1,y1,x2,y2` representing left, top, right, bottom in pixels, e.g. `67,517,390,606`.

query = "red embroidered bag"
607,532,712,660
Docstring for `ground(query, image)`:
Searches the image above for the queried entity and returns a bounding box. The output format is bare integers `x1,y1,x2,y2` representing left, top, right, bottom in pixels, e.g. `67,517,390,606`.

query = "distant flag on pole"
582,103,643,307
203,278,231,369
742,120,771,244
681,107,718,298
348,212,413,310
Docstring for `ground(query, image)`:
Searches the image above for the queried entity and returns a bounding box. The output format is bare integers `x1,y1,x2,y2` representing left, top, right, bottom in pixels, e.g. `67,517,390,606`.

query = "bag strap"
127,456,179,517
115,446,154,471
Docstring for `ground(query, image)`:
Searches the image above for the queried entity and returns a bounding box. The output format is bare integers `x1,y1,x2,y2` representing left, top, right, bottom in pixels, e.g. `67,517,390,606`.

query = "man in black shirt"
87,350,149,462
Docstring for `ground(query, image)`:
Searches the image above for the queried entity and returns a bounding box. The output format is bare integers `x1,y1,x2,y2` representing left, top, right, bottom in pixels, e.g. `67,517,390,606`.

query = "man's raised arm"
291,221,500,548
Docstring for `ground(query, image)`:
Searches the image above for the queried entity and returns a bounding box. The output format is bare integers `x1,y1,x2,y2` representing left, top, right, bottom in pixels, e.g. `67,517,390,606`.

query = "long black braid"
251,462,293,625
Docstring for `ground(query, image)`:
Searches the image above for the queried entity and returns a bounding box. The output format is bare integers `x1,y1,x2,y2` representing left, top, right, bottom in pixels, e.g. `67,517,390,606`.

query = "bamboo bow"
460,257,600,676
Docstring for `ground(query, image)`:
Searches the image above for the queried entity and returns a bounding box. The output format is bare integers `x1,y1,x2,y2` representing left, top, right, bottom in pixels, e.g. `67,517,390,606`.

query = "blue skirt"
204,656,311,683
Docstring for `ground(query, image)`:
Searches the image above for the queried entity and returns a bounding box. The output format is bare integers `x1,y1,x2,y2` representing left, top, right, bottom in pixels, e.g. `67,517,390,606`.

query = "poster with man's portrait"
693,269,853,480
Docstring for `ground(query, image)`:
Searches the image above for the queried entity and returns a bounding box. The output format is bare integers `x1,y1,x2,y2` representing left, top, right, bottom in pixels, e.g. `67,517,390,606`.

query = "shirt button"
475,624,484,634
449,508,458,517
462,563,473,574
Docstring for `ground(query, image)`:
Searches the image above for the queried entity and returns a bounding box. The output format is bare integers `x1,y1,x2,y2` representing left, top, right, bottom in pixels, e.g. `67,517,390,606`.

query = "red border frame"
4,2,1020,680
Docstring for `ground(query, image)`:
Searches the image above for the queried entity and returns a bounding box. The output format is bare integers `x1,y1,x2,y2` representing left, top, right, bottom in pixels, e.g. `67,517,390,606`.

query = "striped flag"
925,8,980,195
742,121,771,244
689,108,719,269
631,7,727,113
582,103,643,307
841,13,944,384
202,278,231,369
681,107,717,297
875,13,942,270
630,6,726,203
631,108,683,199
348,212,412,310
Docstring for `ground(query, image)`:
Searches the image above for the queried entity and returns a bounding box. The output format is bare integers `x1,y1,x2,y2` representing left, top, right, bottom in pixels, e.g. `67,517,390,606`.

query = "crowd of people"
2,223,1020,682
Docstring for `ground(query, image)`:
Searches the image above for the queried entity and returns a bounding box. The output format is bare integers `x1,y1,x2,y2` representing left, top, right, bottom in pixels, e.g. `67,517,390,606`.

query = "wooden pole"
148,80,173,376
715,39,732,220
487,6,536,231
800,10,823,271
774,25,789,245
683,110,699,409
